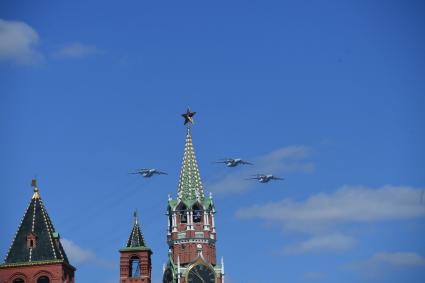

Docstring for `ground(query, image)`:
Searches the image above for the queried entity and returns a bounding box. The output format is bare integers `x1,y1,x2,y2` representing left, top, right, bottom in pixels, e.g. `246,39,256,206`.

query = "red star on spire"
181,108,196,126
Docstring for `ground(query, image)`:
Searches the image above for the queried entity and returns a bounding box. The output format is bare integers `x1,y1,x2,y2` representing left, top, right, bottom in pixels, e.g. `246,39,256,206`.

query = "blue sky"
1,1,424,282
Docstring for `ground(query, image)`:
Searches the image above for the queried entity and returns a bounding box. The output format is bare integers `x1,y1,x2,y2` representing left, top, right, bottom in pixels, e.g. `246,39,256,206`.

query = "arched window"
178,204,187,223
129,256,140,278
37,276,50,283
193,203,203,223
13,279,25,283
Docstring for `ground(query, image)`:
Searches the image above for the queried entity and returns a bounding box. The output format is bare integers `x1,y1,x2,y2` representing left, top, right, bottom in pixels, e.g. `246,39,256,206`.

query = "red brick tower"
119,210,152,283
163,110,224,283
0,179,76,283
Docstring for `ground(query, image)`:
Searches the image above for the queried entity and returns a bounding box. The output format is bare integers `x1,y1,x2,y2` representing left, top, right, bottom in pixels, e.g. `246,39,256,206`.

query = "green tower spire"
177,128,205,202
120,210,151,253
126,210,147,248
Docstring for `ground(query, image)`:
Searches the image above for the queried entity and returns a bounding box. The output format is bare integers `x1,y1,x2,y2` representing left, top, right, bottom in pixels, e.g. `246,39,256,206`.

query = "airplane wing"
271,176,285,180
155,171,168,175
246,176,260,180
241,161,253,165
251,174,265,177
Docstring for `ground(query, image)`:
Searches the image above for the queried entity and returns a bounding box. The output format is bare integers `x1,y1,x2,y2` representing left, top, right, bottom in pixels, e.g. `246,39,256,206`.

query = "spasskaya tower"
163,109,224,283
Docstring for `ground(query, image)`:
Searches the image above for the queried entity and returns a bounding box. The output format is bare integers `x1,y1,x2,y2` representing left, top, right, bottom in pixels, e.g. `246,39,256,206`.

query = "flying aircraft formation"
129,168,168,178
215,158,253,167
247,174,284,183
130,108,284,184
214,158,282,183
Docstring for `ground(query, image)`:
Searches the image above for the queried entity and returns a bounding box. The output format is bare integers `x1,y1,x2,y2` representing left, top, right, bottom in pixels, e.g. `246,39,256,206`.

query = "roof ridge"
4,198,33,263
38,197,68,262
38,198,58,260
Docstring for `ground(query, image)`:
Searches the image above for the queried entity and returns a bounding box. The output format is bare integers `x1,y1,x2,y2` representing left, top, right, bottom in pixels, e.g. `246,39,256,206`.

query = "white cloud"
54,42,102,59
256,145,315,174
0,19,43,65
61,238,115,269
265,146,310,159
236,185,425,254
369,252,425,267
61,238,96,264
349,252,425,278
207,145,314,195
0,19,101,65
236,185,425,233
283,234,355,255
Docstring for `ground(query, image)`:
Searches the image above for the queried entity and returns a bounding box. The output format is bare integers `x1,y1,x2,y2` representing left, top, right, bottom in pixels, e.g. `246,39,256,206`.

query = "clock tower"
163,110,224,283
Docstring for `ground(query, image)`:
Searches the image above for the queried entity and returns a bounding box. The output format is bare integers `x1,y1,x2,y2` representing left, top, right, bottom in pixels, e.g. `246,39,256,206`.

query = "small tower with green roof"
119,210,152,283
163,109,224,283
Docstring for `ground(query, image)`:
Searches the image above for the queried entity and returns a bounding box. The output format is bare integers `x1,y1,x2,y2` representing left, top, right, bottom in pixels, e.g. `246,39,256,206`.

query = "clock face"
163,268,174,283
187,264,216,283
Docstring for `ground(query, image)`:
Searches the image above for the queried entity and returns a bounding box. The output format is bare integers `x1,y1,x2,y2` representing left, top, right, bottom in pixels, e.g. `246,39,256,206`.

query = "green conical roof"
177,128,205,202
3,184,70,265
126,211,147,248
120,211,151,253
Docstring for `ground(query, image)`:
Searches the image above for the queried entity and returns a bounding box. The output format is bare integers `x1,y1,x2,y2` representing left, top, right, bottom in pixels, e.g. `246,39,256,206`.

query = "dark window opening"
178,204,187,223
13,279,25,283
129,256,140,278
193,210,202,223
37,276,50,283
180,212,187,223
26,233,37,249
193,204,203,223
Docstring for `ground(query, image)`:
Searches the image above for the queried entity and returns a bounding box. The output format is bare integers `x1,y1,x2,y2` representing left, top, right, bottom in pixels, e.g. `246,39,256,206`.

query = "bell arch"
129,255,140,278
192,202,203,223
176,202,188,224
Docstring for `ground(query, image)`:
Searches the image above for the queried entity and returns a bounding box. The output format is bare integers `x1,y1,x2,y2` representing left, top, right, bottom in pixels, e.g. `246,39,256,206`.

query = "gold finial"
31,178,40,199
134,209,138,225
